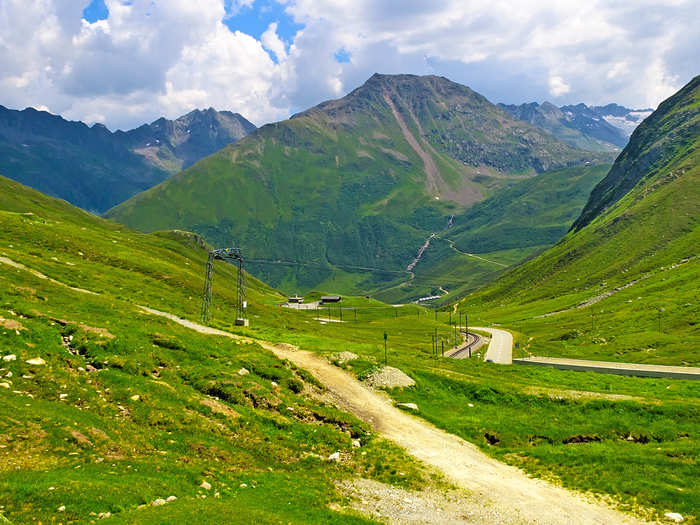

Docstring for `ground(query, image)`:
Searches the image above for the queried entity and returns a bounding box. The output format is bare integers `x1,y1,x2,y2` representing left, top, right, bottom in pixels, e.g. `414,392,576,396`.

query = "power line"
244,257,498,288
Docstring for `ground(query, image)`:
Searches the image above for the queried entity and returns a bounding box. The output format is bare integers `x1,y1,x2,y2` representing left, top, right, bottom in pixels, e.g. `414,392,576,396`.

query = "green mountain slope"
0,174,440,523
107,74,606,293
462,75,700,365
371,163,611,304
0,105,254,213
3,175,699,523
572,75,700,230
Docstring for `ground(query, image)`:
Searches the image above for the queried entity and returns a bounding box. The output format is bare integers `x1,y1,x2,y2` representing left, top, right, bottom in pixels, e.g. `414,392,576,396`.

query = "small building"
321,295,342,304
288,295,304,304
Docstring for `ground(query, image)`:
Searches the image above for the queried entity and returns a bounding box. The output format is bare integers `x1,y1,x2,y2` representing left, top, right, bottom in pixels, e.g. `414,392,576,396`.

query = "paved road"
472,326,513,364
515,356,700,380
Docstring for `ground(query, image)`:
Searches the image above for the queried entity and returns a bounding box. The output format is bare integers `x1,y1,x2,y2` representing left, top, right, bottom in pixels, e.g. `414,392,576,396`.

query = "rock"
330,351,358,364
98,512,111,519
237,367,249,376
2,354,16,362
25,357,46,366
365,366,415,389
352,439,361,448
166,495,177,502
4,371,11,378
397,402,419,411
468,403,474,408
151,498,166,506
0,382,10,389
59,393,68,400
86,364,98,372
130,394,141,401
271,381,278,387
665,513,684,522
328,451,341,462
200,481,211,490
239,483,247,488
58,505,65,512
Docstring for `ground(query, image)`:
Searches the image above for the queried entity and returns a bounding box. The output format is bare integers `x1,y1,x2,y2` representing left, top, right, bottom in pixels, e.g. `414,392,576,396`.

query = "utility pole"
454,322,457,349
384,332,388,365
441,339,444,357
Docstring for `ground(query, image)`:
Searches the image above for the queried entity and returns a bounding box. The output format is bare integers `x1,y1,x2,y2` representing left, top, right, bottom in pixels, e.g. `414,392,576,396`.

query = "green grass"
0,176,442,524
2,173,698,523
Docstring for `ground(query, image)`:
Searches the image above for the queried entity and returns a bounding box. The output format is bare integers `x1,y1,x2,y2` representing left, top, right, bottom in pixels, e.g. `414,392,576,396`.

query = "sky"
0,0,697,130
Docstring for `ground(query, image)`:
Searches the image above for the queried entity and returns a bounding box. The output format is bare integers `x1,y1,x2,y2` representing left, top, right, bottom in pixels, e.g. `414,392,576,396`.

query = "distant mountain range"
499,101,652,152
0,106,254,212
107,73,610,294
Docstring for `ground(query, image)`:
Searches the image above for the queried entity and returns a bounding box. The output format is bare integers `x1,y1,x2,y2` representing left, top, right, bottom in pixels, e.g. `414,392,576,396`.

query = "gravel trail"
139,307,648,525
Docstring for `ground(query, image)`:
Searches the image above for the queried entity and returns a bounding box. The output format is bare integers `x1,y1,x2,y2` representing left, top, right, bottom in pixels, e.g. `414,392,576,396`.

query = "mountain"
107,73,608,293
499,101,652,152
122,108,256,172
464,75,699,365
0,105,254,213
372,163,611,305
587,103,654,137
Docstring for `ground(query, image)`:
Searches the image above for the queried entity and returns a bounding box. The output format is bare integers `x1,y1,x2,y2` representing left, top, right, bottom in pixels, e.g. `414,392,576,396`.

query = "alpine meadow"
0,2,698,524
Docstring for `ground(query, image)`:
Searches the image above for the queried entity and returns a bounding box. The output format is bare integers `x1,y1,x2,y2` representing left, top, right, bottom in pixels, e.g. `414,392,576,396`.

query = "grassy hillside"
0,175,441,524
107,74,606,294
2,175,699,522
459,75,700,365
371,163,611,304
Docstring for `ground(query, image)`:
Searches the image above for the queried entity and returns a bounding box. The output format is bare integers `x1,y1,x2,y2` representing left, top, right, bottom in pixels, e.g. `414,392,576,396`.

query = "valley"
0,70,697,525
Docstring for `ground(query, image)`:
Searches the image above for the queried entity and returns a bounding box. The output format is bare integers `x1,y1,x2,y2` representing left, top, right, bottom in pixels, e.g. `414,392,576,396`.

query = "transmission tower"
201,247,248,326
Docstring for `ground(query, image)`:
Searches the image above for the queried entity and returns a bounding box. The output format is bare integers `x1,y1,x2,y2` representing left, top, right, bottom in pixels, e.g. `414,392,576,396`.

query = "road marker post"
384,332,388,365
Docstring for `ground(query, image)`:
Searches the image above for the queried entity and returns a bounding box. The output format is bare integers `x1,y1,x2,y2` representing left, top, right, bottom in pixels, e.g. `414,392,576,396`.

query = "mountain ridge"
107,73,609,293
499,100,652,152
0,104,255,212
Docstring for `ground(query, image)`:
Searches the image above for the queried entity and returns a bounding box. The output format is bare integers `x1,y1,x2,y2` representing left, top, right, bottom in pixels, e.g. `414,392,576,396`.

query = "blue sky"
2,0,696,130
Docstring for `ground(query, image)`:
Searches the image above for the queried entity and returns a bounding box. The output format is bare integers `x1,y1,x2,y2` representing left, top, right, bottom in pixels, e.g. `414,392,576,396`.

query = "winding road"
473,326,514,364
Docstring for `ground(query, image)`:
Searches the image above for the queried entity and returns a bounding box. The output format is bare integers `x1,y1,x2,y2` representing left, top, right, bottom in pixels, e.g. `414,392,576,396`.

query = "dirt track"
140,306,648,525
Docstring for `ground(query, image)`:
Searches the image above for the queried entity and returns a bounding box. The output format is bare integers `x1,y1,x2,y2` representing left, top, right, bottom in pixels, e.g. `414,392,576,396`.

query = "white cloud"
0,0,696,130
548,75,570,97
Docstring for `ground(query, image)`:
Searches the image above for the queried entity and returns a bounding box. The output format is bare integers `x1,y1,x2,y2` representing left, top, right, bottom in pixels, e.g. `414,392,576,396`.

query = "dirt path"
445,240,508,267
0,256,98,295
139,306,647,525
